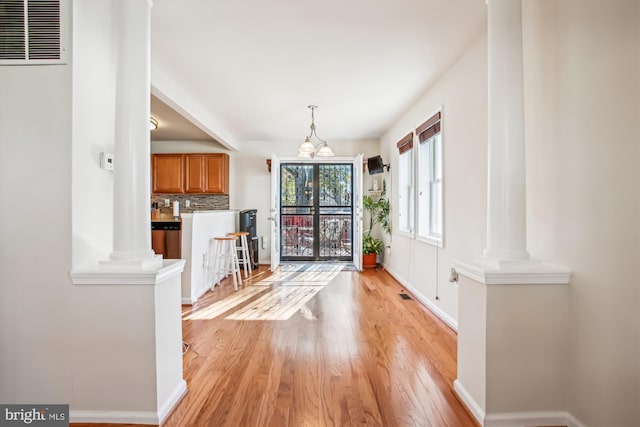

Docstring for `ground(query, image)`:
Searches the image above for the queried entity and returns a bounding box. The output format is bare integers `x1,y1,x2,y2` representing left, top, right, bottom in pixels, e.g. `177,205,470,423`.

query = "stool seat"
228,231,253,279
208,235,242,291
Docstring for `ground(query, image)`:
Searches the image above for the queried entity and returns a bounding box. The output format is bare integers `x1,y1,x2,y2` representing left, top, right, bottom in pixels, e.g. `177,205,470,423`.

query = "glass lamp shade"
297,138,316,157
315,143,334,157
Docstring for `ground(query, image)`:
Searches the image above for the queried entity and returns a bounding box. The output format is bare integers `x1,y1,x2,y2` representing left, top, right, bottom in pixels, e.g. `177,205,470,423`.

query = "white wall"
0,54,73,403
381,2,639,423
0,0,184,413
72,0,116,267
523,1,640,425
180,211,236,303
379,32,488,327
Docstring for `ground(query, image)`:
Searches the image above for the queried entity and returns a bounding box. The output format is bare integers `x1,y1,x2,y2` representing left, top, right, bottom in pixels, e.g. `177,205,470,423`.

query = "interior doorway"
280,163,353,262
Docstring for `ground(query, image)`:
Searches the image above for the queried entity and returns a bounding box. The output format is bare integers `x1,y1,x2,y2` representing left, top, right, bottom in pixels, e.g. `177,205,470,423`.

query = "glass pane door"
318,164,352,259
281,164,314,259
280,163,353,261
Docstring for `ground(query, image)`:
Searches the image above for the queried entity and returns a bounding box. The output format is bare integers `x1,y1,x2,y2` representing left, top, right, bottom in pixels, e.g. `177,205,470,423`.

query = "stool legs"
228,238,242,290
208,237,242,291
240,234,252,278
229,232,253,279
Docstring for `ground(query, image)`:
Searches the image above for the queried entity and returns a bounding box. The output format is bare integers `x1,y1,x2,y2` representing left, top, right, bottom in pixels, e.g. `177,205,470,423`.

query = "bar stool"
228,231,253,279
208,236,242,291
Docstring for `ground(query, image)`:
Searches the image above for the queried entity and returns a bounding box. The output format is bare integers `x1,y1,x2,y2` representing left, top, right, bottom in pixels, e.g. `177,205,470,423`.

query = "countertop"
151,217,182,222
152,210,238,222
180,210,238,219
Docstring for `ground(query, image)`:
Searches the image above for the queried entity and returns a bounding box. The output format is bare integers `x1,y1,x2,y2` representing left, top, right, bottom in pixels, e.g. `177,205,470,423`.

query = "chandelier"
297,105,334,158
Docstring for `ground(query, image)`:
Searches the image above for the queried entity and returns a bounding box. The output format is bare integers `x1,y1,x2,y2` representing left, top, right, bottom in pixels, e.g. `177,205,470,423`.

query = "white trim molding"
484,411,587,427
158,380,188,423
453,380,589,427
70,259,186,285
453,380,485,425
70,410,159,425
70,379,186,425
453,258,571,285
383,263,458,331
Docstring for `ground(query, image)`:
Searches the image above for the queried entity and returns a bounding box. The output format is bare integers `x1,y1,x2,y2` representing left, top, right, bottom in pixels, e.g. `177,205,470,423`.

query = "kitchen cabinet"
204,153,229,194
185,154,206,193
152,222,182,259
153,153,229,194
152,154,184,193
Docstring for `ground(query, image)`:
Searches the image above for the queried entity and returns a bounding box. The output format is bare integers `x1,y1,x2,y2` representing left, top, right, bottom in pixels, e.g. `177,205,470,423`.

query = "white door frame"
269,154,281,272
270,156,363,270
352,154,363,271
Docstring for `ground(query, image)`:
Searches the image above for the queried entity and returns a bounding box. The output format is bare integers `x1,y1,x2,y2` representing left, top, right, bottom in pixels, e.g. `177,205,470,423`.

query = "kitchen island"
180,210,237,304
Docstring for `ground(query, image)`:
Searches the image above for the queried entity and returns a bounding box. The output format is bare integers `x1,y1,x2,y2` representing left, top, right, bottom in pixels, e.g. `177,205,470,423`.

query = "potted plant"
362,180,390,268
362,234,383,267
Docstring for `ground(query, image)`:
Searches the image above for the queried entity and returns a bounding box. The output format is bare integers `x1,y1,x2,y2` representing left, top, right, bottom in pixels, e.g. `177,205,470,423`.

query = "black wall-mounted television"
367,155,385,175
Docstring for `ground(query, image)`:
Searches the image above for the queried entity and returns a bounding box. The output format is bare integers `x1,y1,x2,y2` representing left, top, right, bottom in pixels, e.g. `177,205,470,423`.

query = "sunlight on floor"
184,286,268,320
226,285,325,321
186,263,351,321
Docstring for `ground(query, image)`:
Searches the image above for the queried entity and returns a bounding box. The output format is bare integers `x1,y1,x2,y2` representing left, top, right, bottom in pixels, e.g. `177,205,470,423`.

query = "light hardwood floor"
72,265,478,427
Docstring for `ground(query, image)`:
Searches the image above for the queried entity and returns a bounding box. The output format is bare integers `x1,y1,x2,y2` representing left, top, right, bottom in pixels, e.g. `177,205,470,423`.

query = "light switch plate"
100,152,114,171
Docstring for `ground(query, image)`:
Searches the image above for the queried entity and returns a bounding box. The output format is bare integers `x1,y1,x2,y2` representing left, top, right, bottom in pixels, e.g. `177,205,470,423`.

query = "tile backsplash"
151,194,229,214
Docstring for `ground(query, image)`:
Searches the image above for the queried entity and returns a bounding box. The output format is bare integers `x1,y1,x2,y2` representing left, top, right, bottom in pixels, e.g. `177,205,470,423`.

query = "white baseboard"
70,409,159,425
485,410,587,427
69,380,187,425
158,379,187,424
452,379,588,427
182,283,210,305
453,379,485,425
383,263,458,331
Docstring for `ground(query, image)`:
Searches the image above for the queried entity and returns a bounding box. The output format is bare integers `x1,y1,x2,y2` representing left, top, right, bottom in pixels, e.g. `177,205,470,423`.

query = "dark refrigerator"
239,209,258,269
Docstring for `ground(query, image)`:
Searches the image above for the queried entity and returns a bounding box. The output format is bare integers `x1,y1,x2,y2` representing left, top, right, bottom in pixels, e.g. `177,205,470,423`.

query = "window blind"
417,112,441,143
396,132,414,154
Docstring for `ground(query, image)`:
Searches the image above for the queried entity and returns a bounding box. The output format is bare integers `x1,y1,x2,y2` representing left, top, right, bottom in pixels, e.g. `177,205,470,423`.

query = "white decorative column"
484,0,528,262
107,0,159,268
453,1,571,425
69,1,186,423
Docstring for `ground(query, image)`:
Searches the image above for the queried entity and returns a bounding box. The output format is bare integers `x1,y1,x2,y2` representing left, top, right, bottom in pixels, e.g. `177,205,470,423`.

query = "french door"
280,163,353,261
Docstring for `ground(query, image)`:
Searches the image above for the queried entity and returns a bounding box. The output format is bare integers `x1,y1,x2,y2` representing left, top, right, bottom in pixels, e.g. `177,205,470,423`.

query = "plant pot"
362,253,377,268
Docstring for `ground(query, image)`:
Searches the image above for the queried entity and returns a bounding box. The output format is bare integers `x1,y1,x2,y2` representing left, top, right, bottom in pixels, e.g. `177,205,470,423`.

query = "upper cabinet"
204,153,229,194
152,153,229,195
184,154,206,193
152,154,184,193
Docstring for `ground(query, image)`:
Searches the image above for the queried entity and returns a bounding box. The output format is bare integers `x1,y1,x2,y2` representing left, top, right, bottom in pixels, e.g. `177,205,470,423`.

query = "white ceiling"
151,94,218,142
150,0,486,145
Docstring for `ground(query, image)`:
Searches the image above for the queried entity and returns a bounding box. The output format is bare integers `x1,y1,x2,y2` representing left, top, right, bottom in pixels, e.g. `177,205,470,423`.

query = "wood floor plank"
71,266,479,427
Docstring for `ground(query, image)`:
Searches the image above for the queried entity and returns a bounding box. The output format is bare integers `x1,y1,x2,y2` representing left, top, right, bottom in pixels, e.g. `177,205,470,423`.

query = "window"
396,133,414,235
416,111,443,245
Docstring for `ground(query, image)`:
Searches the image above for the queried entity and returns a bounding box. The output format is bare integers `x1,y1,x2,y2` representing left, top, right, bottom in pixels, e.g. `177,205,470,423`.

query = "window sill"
397,230,413,239
416,234,443,248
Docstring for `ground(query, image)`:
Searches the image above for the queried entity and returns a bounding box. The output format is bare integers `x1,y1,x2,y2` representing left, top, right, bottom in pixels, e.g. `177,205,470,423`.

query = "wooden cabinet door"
204,153,229,194
151,230,166,256
152,154,184,193
185,154,206,193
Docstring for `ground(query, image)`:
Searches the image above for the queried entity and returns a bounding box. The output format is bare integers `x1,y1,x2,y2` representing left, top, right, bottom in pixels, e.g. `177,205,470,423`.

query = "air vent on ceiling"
0,0,67,65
